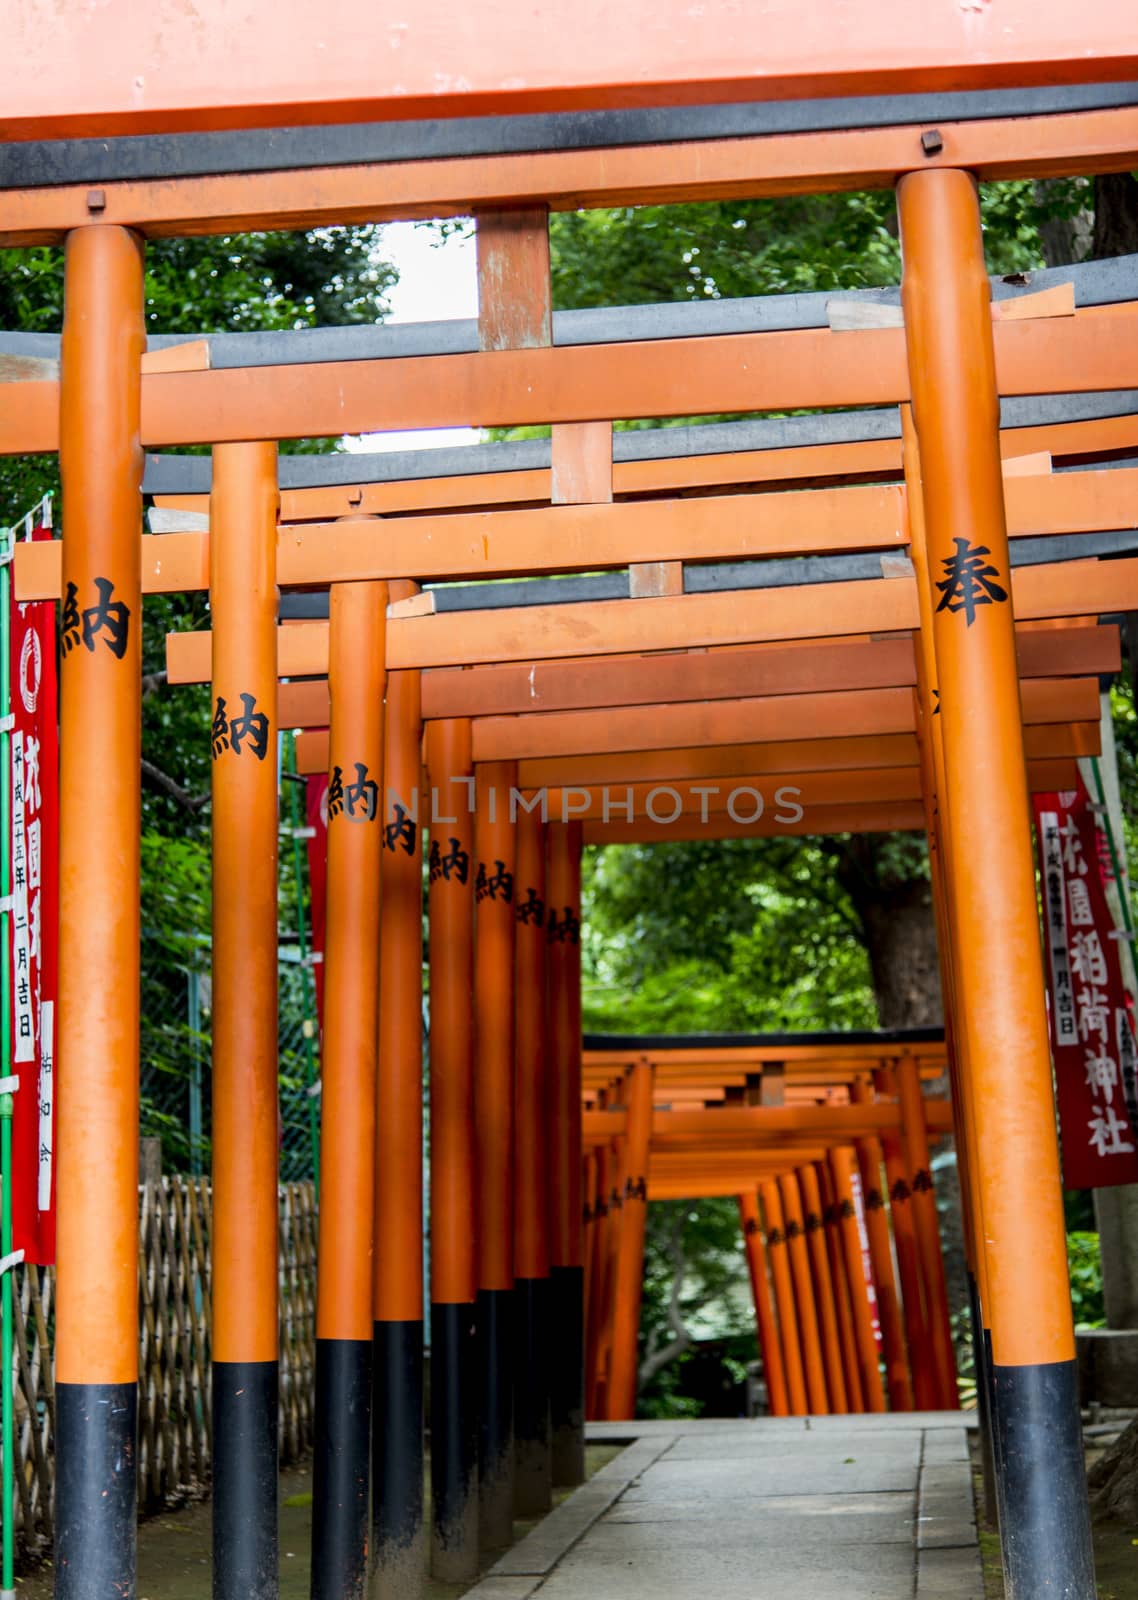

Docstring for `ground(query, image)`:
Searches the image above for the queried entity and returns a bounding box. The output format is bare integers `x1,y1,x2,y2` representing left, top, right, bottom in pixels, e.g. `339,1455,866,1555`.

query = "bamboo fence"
7,1178,318,1565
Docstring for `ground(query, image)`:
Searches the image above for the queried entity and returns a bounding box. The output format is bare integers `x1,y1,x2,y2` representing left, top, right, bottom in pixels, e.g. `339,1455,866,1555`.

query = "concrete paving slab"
917,1544,985,1599
604,1488,915,1543
497,1417,983,1598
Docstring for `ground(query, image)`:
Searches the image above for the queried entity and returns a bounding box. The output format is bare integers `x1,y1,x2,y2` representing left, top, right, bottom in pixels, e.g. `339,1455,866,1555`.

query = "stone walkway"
472,1414,983,1599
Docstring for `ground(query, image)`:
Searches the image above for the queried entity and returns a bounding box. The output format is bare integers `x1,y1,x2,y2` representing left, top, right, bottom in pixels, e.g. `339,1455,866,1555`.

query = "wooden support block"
552,421,613,505
628,561,683,598
475,207,552,352
1002,450,1052,477
991,282,1075,321
141,339,211,373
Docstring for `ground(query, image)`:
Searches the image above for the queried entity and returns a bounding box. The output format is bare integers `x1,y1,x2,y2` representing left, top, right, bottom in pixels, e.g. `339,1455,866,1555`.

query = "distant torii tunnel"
2,16,1137,1600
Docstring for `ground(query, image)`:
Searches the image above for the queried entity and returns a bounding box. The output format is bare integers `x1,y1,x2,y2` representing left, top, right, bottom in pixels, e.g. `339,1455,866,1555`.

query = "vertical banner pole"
210,440,280,1600
311,580,386,1600
0,517,14,1600
513,809,553,1514
898,166,1094,1596
547,821,585,1482
372,598,426,1599
474,758,519,1550
605,1059,654,1420
54,224,144,1600
427,717,480,1582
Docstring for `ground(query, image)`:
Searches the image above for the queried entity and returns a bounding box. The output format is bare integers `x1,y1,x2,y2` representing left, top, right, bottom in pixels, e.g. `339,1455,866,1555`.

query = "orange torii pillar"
372,608,425,1599
903,399,999,1513
311,581,386,1600
426,719,480,1583
53,225,144,1600
475,759,519,1549
874,1074,937,1411
759,1180,808,1416
606,1060,655,1420
738,1193,790,1417
582,1146,602,1363
899,166,1094,1597
797,1165,848,1414
514,808,553,1514
779,1172,830,1414
850,1081,914,1412
585,1132,616,1419
818,1161,865,1413
547,821,586,1482
209,442,281,1600
894,1057,956,1410
829,1147,886,1413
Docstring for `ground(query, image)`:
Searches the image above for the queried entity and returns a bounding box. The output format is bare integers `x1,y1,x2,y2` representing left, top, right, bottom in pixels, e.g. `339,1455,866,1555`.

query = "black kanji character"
547,906,581,945
625,1175,647,1202
911,1168,934,1194
211,697,230,758
785,1218,801,1240
475,858,514,903
517,886,544,926
61,582,82,656
327,764,346,817
804,1212,821,1233
890,1178,911,1204
429,837,469,885
767,1227,784,1247
935,537,1008,626
81,576,130,659
229,692,270,761
865,1187,884,1212
384,804,417,855
345,762,379,822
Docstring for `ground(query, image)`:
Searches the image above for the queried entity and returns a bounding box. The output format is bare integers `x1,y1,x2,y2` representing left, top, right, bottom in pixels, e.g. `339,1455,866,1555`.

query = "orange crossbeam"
5,107,1138,250
10,309,1138,455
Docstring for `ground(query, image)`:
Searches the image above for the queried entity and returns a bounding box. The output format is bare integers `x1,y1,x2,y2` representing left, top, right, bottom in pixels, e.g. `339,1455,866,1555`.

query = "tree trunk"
1093,174,1138,260
852,875,942,1031
1089,1414,1138,1521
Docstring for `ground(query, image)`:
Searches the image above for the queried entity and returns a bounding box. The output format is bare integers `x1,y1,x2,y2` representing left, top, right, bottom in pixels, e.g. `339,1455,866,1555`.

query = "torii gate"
3,15,1138,1600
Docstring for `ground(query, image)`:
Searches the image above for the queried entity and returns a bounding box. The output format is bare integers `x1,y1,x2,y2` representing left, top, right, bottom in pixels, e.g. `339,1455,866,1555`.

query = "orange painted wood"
5,107,1138,250
6,1,1134,142
163,556,1138,681
11,308,1138,455
552,422,613,506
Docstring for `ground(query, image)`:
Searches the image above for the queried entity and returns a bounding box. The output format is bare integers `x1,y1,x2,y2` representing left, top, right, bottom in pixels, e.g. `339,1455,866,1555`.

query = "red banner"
305,774,328,1026
1035,781,1138,1190
9,520,60,1264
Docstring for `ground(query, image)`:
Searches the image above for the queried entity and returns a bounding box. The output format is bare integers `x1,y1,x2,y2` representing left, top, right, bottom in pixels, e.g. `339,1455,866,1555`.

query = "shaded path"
472,1415,982,1599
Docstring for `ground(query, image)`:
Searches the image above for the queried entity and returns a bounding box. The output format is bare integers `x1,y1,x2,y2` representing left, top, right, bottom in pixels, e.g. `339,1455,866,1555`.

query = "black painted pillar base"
311,1338,371,1600
213,1360,279,1600
477,1287,515,1551
514,1277,553,1517
430,1301,480,1582
371,1320,426,1599
991,1358,1095,1600
967,1276,998,1532
549,1265,585,1487
55,1380,138,1600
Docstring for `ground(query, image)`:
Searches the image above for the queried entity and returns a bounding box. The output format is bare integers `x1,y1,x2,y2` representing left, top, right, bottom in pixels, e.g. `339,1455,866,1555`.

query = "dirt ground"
974,1434,1138,1600
13,1445,624,1599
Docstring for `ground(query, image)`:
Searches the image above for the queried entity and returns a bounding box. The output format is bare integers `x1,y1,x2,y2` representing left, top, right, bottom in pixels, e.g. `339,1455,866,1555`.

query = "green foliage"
139,831,211,1166
582,838,876,1033
1068,1230,1106,1330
